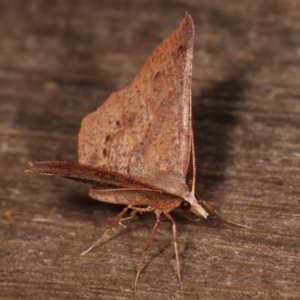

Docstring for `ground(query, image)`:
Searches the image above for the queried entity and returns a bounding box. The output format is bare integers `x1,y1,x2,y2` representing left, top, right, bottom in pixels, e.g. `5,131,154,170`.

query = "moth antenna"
80,206,130,256
190,127,197,194
201,200,251,229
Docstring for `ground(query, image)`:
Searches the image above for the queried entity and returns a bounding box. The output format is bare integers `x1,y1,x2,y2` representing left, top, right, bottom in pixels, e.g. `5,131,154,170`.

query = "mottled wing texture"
79,14,194,195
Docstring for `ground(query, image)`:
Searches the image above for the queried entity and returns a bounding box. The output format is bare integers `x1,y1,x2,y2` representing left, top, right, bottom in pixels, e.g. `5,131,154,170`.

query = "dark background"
1,1,299,299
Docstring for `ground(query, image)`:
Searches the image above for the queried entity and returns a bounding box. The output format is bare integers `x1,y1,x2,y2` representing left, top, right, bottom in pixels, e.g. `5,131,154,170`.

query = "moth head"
181,192,209,219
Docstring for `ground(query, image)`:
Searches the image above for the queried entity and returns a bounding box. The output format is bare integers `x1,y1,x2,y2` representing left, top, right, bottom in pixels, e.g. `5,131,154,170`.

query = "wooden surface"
1,1,300,299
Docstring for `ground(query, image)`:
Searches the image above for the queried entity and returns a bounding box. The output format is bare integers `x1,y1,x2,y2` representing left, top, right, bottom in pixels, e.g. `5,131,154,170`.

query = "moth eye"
180,201,191,210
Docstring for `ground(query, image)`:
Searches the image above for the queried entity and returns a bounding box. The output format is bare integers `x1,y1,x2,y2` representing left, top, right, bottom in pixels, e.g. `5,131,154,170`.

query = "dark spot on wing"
103,148,108,158
177,45,186,54
105,134,110,143
116,120,121,127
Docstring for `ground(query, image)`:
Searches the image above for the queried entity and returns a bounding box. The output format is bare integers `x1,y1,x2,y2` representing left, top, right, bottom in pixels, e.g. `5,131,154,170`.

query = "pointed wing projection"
25,161,162,190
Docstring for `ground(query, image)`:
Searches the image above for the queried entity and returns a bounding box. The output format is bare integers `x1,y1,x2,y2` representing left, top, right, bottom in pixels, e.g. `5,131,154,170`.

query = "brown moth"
26,13,246,290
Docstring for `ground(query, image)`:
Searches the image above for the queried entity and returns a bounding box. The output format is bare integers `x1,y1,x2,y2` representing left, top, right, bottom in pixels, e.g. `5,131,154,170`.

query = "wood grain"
1,1,299,299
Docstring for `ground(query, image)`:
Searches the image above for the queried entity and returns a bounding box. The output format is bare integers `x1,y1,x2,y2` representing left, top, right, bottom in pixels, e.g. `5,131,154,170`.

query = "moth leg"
200,200,251,229
119,210,137,226
134,209,161,292
80,206,130,256
164,211,183,290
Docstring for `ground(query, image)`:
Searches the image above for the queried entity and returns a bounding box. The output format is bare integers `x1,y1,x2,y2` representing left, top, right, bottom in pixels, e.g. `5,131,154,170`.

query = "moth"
26,13,246,290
